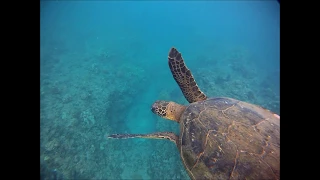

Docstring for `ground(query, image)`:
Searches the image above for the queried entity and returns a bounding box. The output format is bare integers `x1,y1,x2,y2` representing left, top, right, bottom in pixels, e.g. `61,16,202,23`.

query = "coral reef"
40,41,148,179
40,34,278,180
80,110,95,125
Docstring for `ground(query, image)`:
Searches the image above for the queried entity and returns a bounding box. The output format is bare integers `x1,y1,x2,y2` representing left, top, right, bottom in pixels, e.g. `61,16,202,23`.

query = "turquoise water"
40,1,280,179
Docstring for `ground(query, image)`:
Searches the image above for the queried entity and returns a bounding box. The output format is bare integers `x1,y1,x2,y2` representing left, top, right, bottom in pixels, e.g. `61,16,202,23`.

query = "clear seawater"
40,1,280,179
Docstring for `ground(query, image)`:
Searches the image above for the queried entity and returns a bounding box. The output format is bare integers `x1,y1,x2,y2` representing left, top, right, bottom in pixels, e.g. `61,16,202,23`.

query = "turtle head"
151,100,186,123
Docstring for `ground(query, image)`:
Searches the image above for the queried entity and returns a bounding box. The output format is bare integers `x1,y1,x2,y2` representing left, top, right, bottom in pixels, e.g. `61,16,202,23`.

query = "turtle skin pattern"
168,47,207,103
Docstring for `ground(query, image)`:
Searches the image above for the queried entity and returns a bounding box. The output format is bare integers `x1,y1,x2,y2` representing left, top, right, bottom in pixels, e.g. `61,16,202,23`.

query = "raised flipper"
168,47,207,103
107,132,178,145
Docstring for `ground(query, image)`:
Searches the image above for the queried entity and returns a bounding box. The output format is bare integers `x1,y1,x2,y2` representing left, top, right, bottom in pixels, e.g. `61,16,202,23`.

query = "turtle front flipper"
168,47,207,103
107,132,178,145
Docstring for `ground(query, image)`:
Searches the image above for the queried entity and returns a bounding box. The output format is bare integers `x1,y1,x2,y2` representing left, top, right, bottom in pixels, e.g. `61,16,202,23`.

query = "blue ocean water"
40,1,279,179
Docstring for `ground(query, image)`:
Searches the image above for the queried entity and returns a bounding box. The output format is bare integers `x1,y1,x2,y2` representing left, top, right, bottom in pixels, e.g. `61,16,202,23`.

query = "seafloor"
40,37,279,179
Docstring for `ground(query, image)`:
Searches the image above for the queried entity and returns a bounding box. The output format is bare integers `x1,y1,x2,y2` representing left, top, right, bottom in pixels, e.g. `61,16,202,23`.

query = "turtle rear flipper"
168,47,207,103
107,132,178,145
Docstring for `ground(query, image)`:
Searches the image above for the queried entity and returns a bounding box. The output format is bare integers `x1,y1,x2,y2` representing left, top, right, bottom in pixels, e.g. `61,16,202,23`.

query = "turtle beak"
151,103,157,114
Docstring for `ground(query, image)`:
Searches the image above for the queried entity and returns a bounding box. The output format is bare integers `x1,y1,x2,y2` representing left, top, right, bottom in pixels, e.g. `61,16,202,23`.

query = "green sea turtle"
108,47,280,180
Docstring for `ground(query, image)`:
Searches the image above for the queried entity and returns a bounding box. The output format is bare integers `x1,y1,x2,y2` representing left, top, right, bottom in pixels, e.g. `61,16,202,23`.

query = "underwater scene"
40,1,280,180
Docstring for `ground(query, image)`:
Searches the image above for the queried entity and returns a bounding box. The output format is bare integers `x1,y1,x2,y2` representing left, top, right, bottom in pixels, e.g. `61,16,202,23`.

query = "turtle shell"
179,97,280,180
